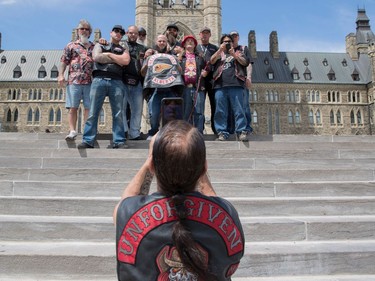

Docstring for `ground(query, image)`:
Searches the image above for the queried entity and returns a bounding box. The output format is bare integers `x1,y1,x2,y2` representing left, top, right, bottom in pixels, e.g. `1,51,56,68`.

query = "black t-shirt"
214,54,243,89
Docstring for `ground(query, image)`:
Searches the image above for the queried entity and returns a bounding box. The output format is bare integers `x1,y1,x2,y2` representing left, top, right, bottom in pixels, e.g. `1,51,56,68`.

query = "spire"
356,8,375,44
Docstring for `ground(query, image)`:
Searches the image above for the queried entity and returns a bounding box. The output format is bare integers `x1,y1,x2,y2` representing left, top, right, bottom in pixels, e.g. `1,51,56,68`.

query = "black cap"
112,25,125,35
138,27,147,35
166,23,179,32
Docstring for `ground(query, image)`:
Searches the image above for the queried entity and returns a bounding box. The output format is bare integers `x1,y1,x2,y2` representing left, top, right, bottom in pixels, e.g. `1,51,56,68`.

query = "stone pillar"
203,0,222,45
248,30,257,58
269,31,279,59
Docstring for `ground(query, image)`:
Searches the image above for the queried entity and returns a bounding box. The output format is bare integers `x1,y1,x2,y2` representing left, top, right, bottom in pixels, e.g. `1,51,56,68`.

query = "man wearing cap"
122,25,147,140
178,35,208,133
210,33,250,142
197,26,219,134
59,19,95,141
165,23,181,55
230,30,253,134
137,27,147,46
78,25,130,149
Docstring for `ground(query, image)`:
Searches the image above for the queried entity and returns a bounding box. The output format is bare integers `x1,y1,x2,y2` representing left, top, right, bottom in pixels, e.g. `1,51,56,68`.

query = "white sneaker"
65,130,78,140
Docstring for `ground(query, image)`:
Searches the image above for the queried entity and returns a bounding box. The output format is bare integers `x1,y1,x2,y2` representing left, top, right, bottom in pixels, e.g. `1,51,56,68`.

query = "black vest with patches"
116,192,245,281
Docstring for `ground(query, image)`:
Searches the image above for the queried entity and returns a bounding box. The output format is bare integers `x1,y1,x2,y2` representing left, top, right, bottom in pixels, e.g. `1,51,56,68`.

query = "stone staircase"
0,132,374,281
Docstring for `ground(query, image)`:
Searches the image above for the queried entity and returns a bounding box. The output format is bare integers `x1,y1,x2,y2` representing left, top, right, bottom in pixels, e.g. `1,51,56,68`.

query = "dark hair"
220,33,234,44
152,120,206,194
152,120,213,280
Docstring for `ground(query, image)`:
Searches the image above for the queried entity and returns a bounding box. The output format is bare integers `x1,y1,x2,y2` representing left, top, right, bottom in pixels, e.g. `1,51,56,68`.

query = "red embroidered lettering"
208,204,223,222
117,197,243,264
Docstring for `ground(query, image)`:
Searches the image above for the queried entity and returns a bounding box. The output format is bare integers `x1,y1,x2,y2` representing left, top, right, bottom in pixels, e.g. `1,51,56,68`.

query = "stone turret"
248,30,257,58
71,28,78,42
346,9,375,60
346,33,359,60
94,29,101,44
269,31,279,59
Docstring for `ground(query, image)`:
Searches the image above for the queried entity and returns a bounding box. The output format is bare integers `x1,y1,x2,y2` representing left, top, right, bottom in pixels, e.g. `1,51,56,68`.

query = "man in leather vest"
230,30,253,134
78,25,130,149
123,25,147,140
113,120,245,280
210,34,250,142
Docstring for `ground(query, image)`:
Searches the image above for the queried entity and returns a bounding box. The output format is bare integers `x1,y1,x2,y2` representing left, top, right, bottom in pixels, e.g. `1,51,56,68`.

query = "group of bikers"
58,19,253,149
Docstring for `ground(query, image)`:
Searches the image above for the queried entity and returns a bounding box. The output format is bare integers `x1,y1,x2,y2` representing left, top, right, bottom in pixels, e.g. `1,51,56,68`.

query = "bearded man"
58,19,95,140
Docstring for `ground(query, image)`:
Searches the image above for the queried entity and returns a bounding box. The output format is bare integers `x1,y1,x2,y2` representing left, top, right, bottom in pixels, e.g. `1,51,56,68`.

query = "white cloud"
0,0,17,5
0,0,88,8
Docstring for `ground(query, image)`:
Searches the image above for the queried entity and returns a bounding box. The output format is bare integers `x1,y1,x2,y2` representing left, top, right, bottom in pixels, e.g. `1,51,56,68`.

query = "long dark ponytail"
152,120,214,280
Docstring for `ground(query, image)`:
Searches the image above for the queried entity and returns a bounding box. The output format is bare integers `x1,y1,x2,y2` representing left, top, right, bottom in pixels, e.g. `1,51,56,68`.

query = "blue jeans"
147,88,179,136
123,82,143,139
82,78,125,146
66,84,91,109
244,89,253,132
183,87,205,133
214,86,247,138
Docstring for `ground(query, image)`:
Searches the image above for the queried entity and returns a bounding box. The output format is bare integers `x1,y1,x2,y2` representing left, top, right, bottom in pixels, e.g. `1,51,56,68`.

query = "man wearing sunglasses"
59,19,95,141
78,25,130,149
210,33,250,142
137,27,147,46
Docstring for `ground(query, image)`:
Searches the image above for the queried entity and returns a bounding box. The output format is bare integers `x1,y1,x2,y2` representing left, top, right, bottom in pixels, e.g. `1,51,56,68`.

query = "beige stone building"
0,1,374,135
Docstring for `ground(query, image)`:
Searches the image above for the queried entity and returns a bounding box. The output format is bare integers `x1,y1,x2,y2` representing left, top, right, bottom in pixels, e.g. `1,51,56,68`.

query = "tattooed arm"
113,136,155,224
92,43,114,64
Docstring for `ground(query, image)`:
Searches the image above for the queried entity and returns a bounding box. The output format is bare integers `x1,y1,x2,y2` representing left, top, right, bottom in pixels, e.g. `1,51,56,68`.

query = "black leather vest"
116,192,245,281
92,43,125,80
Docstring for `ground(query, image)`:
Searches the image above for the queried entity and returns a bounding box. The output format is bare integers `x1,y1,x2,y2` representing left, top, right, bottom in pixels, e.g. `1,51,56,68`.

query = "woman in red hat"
177,35,209,134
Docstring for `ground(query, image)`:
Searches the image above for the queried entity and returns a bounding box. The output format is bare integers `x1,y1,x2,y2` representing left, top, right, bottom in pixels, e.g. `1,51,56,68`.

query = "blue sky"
0,0,374,52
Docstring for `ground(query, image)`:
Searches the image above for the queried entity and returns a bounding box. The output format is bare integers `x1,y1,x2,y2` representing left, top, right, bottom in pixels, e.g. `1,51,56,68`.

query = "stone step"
0,132,374,280
1,196,374,217
0,135,374,150
1,215,374,242
0,180,375,198
1,241,374,277
2,146,375,159
0,167,374,182
0,132,374,142
1,181,374,198
2,154,375,170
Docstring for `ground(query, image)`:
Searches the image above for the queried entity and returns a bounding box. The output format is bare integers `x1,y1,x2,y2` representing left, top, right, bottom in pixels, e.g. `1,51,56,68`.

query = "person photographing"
113,120,245,280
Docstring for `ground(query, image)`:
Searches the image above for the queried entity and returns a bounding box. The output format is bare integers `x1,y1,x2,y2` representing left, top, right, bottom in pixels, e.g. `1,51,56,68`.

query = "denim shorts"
65,84,91,109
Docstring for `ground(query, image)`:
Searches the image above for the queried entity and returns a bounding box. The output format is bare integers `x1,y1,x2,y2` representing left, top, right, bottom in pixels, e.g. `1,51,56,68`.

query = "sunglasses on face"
113,29,125,35
79,28,90,31
139,34,146,37
223,40,232,43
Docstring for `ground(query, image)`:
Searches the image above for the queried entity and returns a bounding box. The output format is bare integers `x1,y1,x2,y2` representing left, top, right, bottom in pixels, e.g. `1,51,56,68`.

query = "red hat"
181,35,198,48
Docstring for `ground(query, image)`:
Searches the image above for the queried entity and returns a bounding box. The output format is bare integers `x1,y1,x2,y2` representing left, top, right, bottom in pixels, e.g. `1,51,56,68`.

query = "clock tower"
135,0,221,46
